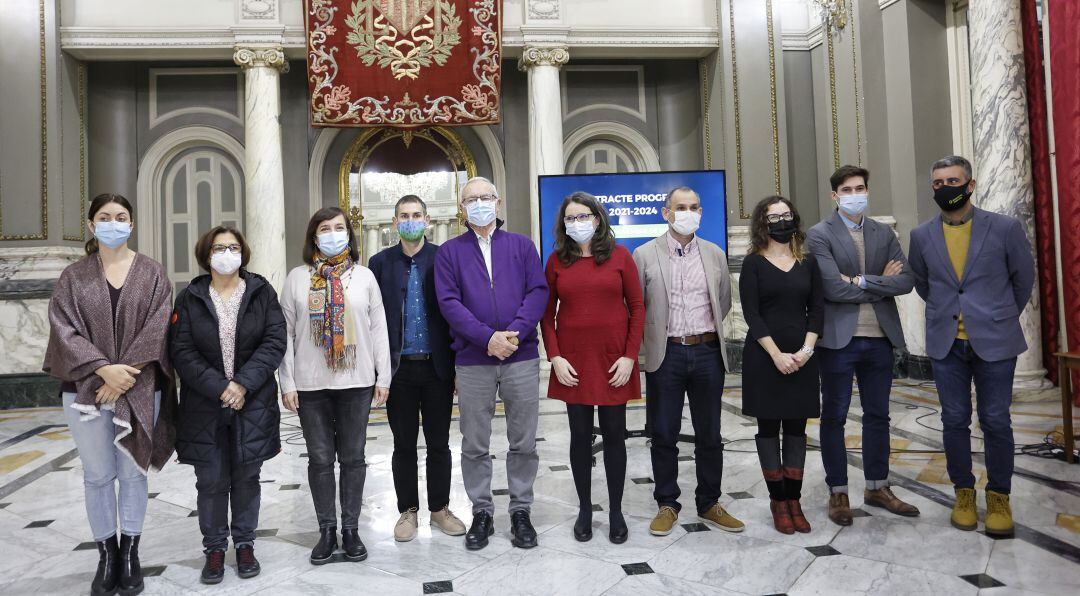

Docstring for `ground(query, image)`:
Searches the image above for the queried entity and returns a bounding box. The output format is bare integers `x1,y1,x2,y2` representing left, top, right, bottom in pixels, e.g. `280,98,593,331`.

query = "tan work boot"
395,508,418,542
864,487,920,517
828,493,853,526
649,506,679,536
430,507,467,536
951,488,977,531
699,503,745,533
985,490,1015,537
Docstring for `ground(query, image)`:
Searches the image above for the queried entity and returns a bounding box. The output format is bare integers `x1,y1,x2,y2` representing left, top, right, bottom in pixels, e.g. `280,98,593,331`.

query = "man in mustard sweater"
908,155,1035,537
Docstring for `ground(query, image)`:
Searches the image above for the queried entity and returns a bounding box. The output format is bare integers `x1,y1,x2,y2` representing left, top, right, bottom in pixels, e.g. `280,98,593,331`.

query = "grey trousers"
456,358,540,516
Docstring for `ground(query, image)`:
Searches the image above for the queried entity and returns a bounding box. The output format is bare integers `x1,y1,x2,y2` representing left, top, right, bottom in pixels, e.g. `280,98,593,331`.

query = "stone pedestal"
519,46,569,244
234,46,288,292
968,1,1049,389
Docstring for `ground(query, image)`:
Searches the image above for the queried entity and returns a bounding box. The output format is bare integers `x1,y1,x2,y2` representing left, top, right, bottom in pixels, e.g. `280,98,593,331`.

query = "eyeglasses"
462,194,497,207
765,212,794,224
563,213,594,224
211,244,242,255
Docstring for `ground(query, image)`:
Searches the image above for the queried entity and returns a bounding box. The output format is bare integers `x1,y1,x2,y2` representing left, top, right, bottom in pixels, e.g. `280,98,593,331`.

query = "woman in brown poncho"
43,193,175,596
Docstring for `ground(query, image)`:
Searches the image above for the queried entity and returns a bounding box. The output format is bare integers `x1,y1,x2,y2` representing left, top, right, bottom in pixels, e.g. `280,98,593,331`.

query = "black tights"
567,404,627,514
757,418,808,501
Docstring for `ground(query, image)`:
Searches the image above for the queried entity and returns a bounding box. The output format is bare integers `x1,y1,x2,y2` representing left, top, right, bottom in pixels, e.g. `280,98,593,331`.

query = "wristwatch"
799,346,814,357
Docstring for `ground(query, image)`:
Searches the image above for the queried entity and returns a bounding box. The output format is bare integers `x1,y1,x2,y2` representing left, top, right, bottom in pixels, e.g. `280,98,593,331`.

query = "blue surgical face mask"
316,230,350,257
465,199,497,227
836,193,868,217
93,221,132,249
566,220,596,244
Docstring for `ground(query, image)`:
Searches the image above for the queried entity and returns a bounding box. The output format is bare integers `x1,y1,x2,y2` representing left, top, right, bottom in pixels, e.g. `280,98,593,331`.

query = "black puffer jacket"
169,270,286,467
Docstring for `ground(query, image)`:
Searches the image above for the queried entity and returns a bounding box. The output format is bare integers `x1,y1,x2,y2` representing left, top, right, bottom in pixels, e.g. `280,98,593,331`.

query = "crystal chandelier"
810,0,847,30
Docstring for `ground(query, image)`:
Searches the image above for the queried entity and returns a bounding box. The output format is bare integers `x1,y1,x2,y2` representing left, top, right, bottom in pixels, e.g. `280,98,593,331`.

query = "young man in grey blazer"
807,165,920,527
908,155,1035,538
632,186,743,537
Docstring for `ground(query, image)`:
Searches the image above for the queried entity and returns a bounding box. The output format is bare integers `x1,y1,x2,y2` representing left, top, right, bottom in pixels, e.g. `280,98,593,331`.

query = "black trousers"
387,358,455,513
194,422,263,551
297,387,373,530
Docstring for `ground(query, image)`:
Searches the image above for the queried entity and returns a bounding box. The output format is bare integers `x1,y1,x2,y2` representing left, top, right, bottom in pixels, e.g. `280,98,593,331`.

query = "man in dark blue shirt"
369,195,463,542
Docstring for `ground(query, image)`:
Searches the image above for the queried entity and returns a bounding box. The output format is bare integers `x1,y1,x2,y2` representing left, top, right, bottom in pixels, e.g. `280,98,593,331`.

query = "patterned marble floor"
0,376,1077,595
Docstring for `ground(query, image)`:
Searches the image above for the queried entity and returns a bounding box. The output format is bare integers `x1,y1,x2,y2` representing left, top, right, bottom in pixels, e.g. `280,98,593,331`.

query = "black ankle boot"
573,507,593,542
341,528,367,561
118,534,143,595
91,535,120,595
310,526,337,565
608,509,628,544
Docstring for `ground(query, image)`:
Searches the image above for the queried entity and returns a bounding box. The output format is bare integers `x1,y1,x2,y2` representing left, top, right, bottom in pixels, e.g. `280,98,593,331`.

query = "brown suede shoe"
828,493,853,526
864,487,920,517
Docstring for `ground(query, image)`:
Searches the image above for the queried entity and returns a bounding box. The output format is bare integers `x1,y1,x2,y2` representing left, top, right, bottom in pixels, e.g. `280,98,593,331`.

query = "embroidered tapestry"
305,0,501,127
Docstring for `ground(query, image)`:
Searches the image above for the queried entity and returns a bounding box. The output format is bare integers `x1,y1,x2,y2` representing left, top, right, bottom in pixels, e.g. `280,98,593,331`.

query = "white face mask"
565,220,596,244
836,193,868,217
210,251,242,275
317,230,350,257
670,210,701,236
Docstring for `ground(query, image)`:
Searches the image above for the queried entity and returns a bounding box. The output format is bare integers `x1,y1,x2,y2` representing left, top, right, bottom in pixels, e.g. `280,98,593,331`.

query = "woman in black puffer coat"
169,226,286,585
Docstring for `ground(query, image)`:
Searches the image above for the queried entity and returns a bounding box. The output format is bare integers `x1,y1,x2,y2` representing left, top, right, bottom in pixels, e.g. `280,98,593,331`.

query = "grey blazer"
908,207,1035,362
632,232,732,373
806,212,913,350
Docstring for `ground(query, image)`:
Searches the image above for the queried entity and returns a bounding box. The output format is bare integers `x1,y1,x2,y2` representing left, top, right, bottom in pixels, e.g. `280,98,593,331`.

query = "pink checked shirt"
666,234,716,337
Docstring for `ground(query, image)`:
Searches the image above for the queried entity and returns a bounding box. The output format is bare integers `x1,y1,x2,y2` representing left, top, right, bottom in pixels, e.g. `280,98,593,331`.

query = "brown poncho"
43,253,176,473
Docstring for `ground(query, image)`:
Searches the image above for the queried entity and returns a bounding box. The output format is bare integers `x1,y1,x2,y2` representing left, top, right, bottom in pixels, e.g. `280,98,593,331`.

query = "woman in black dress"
740,196,824,535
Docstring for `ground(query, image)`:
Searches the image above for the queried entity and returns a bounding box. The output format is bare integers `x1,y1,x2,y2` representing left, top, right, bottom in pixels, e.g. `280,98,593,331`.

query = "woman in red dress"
541,191,645,544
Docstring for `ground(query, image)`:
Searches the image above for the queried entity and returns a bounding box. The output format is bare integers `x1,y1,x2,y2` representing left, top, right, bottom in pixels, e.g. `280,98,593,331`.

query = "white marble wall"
968,0,1047,388
0,247,82,375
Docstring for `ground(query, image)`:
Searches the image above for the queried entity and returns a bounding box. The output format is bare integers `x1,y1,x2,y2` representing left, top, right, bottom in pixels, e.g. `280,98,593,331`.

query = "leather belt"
401,353,432,361
668,332,719,346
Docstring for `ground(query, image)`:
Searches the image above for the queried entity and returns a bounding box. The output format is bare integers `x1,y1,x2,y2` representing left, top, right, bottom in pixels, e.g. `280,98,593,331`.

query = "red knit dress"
541,244,645,405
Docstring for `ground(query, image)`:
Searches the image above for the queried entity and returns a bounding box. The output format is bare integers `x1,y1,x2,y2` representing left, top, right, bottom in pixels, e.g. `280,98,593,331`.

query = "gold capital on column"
233,46,289,72
517,46,569,71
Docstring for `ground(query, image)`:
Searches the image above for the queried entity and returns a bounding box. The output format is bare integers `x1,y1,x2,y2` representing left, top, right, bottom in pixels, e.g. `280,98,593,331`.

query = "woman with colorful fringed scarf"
43,193,176,596
278,207,391,565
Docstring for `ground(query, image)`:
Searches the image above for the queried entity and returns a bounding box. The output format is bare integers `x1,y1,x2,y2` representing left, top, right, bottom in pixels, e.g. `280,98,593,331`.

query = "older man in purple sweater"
435,176,548,551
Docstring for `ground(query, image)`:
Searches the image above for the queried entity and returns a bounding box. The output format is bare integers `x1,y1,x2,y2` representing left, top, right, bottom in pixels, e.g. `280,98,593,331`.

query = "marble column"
519,45,569,244
968,1,1048,388
435,221,449,244
364,224,380,265
234,46,288,292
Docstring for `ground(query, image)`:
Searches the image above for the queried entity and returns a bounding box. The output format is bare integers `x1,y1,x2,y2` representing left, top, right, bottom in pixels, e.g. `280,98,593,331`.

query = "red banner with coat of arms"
304,0,501,127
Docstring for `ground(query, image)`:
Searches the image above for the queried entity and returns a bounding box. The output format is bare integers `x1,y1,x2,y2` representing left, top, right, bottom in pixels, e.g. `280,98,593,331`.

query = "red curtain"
1046,0,1080,405
1020,0,1059,385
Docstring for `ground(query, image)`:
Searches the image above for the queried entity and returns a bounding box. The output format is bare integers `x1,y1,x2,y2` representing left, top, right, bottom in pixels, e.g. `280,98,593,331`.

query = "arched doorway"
338,127,477,263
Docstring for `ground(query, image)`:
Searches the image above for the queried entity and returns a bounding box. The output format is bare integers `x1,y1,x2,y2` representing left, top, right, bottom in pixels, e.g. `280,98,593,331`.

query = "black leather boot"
118,534,143,595
235,544,261,578
91,535,120,595
464,511,494,551
341,528,367,561
310,526,337,565
199,549,226,585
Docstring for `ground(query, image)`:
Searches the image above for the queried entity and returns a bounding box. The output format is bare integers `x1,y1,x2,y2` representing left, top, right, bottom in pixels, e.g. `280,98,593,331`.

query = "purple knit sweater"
434,226,548,366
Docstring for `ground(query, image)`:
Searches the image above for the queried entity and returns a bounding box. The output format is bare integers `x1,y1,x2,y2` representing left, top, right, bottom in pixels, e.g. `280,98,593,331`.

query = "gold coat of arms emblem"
345,0,463,80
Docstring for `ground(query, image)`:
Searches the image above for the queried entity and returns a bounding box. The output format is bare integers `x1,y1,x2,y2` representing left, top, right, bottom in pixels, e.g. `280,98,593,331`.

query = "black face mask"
767,220,797,244
933,183,972,212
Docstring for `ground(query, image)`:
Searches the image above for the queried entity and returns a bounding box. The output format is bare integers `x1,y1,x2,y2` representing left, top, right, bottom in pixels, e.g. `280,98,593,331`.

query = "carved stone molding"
527,0,560,21
239,0,278,21
517,45,569,71
232,46,288,71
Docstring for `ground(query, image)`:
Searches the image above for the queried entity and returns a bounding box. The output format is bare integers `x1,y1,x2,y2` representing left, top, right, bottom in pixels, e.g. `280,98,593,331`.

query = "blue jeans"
818,337,894,492
645,341,726,515
931,339,1017,494
63,392,161,541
